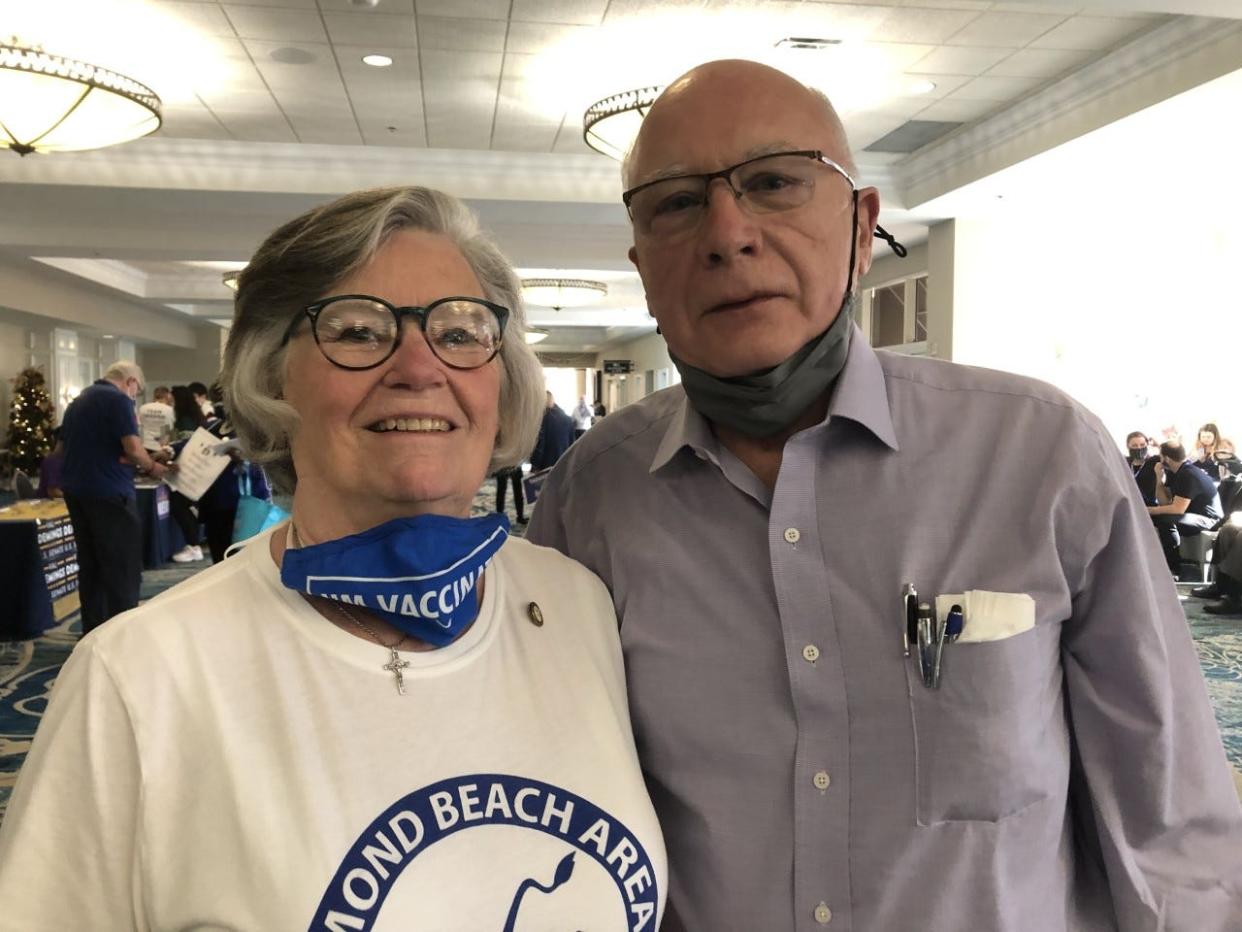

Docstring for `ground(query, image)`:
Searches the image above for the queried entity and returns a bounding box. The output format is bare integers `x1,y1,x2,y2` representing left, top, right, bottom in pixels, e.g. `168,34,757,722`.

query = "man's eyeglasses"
622,149,857,238
284,295,509,371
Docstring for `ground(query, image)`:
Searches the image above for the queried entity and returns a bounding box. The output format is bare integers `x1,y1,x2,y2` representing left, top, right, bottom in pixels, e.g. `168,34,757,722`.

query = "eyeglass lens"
629,153,829,236
314,298,501,369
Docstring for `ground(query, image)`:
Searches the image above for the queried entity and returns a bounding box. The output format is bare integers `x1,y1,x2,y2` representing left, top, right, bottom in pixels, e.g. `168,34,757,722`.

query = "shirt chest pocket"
905,621,1067,825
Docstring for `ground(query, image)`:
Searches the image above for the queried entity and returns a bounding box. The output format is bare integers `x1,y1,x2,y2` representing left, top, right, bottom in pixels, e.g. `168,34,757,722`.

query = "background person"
530,390,574,471
1125,429,1158,505
0,187,665,928
189,381,214,419
138,385,175,451
59,361,170,634
528,59,1242,930
1149,440,1223,576
571,395,593,441
1194,422,1223,474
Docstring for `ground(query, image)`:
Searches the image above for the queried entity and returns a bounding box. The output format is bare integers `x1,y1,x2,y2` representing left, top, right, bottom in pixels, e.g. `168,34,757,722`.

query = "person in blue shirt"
61,362,171,633
530,391,575,471
1148,440,1223,576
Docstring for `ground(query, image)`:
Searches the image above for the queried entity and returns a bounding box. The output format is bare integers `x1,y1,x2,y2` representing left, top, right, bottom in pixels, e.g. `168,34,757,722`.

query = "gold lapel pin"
527,602,544,627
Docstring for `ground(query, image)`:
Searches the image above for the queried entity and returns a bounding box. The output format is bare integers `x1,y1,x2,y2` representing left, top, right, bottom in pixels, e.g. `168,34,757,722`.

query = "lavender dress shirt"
527,326,1242,931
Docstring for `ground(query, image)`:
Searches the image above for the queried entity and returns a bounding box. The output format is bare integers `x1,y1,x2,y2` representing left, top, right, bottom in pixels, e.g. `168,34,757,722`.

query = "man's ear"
855,187,881,279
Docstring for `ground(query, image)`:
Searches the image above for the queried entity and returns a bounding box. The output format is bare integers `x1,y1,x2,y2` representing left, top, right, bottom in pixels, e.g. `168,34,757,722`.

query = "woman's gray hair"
221,186,546,494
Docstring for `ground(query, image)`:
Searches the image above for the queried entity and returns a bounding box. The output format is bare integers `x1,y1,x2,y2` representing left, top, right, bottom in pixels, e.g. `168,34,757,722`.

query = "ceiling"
1,0,1240,354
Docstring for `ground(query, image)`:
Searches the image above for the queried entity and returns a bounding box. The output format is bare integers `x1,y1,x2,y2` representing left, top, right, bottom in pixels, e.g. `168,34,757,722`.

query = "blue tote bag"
232,467,289,543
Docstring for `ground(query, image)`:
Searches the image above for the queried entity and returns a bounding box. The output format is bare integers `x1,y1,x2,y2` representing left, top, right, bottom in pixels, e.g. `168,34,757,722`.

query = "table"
0,499,81,639
136,482,186,569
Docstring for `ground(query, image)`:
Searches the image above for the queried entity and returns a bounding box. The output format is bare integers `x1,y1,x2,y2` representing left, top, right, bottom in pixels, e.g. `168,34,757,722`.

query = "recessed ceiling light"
909,79,937,95
775,37,842,51
362,54,393,68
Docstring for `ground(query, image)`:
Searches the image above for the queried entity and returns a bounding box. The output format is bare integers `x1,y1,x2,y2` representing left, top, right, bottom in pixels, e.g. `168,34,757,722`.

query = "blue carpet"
4,487,1237,827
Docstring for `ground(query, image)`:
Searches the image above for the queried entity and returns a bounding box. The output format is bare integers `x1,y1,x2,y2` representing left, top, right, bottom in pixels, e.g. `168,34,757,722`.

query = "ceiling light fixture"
909,79,937,95
0,43,162,156
362,54,393,67
524,328,549,345
582,86,661,160
775,37,842,51
522,278,608,310
222,270,241,291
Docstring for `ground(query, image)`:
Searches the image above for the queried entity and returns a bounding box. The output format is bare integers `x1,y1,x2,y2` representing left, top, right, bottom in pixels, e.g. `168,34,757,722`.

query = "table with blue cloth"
0,499,81,639
135,481,186,569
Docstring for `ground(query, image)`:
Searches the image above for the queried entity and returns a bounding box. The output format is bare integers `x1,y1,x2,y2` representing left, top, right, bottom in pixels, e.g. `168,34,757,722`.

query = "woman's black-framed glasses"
286,294,509,371
621,149,857,238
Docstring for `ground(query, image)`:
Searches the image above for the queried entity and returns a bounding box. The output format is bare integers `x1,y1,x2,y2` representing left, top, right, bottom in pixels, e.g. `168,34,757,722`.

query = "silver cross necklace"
291,523,411,695
326,600,412,696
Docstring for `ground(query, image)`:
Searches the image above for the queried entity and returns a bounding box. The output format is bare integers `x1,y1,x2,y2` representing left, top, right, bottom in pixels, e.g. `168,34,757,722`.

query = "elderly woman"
0,188,665,929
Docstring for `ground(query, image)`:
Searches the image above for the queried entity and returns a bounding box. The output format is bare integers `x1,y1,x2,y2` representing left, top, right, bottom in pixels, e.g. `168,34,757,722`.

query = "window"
863,274,929,350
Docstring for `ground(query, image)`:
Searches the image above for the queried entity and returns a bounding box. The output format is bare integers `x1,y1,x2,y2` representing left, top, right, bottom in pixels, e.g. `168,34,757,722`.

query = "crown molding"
896,16,1242,209
0,137,628,203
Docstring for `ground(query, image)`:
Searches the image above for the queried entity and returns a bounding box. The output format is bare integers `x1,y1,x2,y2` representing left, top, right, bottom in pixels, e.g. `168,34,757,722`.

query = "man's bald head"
622,59,857,189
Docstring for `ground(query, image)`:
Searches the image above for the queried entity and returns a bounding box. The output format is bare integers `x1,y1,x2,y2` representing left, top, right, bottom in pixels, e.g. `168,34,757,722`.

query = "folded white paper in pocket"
934,590,1036,643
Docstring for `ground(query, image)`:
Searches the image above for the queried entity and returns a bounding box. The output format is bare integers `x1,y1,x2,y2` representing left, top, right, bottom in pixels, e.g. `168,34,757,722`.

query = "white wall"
946,204,1241,447
140,326,225,390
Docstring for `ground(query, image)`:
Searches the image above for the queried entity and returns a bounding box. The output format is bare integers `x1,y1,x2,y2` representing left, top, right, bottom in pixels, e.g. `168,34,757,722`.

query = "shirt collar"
649,322,899,474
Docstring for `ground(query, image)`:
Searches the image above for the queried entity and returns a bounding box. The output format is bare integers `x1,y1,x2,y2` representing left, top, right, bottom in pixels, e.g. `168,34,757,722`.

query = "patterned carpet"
3,484,1239,827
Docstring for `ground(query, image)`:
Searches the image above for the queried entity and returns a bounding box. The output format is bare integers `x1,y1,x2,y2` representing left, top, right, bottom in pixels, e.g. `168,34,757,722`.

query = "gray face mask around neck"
669,296,855,439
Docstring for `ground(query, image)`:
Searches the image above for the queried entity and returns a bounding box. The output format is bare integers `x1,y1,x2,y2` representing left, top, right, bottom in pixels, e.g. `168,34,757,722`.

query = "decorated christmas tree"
6,367,57,475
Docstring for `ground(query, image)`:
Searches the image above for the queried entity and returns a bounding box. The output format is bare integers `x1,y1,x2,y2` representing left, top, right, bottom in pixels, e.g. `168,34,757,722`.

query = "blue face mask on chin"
280,512,510,648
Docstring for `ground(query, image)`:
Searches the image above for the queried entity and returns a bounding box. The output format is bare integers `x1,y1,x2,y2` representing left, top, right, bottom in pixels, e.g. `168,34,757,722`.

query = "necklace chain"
290,522,411,694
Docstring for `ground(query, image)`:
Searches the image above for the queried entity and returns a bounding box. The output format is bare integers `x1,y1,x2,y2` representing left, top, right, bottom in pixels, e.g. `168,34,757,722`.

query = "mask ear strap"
845,188,859,297
874,225,908,258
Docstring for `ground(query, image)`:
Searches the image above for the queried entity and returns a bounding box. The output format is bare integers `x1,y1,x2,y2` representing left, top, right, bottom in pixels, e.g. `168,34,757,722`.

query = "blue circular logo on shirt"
309,773,659,931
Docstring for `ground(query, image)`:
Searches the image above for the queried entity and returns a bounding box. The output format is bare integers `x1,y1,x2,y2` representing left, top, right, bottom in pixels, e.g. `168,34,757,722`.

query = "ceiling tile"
862,42,938,72
242,38,338,72
214,113,300,142
944,11,1068,47
881,0,990,9
1029,15,1154,50
506,21,596,54
159,111,233,141
552,126,596,154
415,0,509,18
198,88,285,114
319,0,415,11
359,121,427,146
913,96,998,123
221,0,317,7
764,2,893,42
224,6,329,42
421,49,502,148
987,3,1085,12
418,15,507,51
322,12,418,47
843,112,913,149
286,116,364,145
897,73,972,98
947,73,1045,101
985,46,1087,78
603,0,707,24
511,0,607,26
910,45,1013,75
492,122,560,152
872,8,981,45
154,2,237,38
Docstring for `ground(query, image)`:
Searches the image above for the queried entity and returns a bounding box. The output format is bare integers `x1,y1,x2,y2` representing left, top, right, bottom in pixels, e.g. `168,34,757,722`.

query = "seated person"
1193,422,1223,475
36,428,65,499
1210,438,1242,482
1148,441,1223,575
1191,521,1242,617
1124,430,1158,505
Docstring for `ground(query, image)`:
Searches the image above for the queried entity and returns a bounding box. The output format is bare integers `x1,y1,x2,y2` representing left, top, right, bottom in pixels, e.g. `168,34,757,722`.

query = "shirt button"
813,770,831,791
814,902,833,924
783,527,801,544
802,644,820,663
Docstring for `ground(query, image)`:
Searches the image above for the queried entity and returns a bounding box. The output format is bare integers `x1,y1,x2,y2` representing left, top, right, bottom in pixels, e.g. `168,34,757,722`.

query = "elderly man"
61,361,170,634
528,60,1242,930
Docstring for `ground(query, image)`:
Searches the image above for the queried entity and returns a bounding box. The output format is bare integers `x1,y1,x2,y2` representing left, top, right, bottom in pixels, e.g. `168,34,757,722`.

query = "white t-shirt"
137,400,175,450
0,531,665,931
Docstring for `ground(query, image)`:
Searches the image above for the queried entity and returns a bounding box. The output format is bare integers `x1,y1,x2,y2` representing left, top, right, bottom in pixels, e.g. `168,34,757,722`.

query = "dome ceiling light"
582,86,661,161
521,278,608,311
